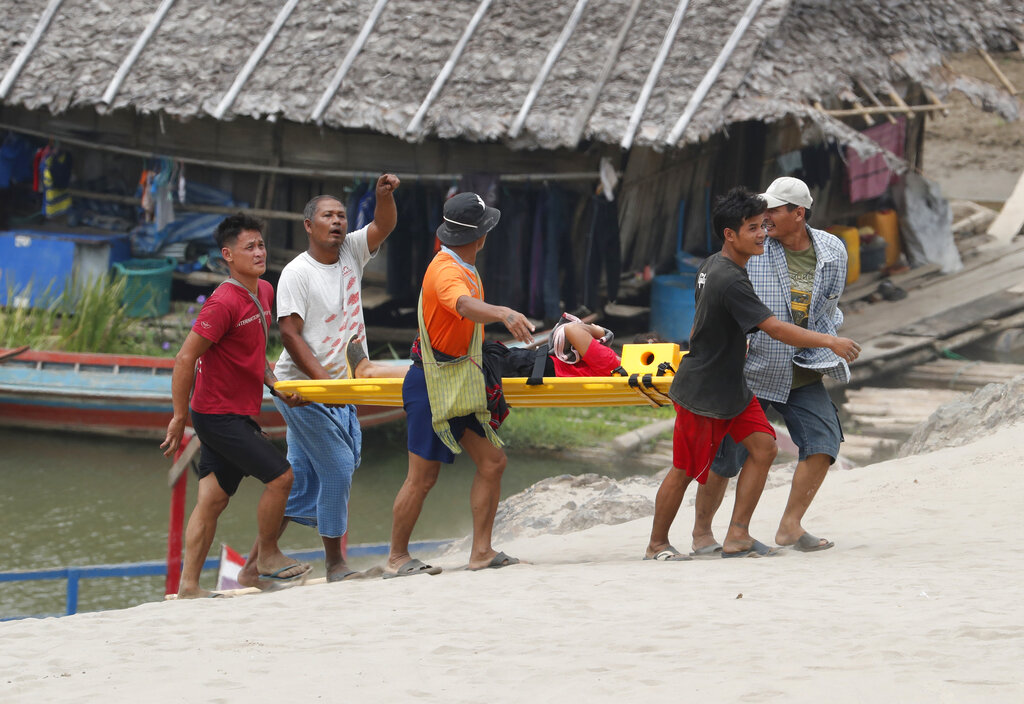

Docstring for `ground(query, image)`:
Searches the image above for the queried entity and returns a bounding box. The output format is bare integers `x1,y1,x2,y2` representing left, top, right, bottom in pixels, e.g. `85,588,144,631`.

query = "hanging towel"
846,117,905,203
42,150,72,218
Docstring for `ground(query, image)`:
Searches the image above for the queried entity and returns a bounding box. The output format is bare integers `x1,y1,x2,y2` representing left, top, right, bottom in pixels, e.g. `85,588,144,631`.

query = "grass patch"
496,405,674,450
360,405,675,452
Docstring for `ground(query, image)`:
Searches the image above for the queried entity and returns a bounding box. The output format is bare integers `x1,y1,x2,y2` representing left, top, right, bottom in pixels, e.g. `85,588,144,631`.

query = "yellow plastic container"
858,210,900,268
827,225,860,284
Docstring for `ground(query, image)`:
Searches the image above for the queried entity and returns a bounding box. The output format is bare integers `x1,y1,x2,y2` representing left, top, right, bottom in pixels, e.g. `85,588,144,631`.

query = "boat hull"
0,349,403,440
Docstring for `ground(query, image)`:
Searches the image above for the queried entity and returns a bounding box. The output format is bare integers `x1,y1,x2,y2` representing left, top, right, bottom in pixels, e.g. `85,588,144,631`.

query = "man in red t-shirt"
161,213,310,598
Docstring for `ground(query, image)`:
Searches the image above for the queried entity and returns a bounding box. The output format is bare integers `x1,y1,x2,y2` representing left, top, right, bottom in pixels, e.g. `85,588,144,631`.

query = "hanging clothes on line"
42,147,73,218
845,118,905,203
582,190,621,309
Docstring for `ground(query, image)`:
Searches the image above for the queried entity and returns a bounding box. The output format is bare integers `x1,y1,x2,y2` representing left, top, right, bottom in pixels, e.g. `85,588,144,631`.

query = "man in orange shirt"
384,193,535,577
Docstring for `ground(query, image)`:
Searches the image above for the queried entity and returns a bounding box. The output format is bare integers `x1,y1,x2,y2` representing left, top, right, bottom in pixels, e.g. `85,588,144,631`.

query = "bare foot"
237,562,262,589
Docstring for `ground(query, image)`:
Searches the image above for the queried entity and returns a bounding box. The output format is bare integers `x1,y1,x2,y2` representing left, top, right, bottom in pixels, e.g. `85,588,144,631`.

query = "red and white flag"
216,544,246,591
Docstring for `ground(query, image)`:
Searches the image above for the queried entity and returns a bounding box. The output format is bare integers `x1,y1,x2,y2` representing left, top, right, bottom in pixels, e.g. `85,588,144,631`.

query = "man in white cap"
689,176,853,556
385,192,535,577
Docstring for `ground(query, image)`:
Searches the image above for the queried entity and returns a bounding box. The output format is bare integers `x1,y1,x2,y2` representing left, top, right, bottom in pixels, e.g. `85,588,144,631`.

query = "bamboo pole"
2,122,599,183
568,0,642,146
850,98,875,126
922,86,949,117
820,103,948,117
102,0,177,105
509,0,590,139
884,86,914,119
855,79,897,125
978,48,1018,95
310,0,390,123
67,188,305,222
0,0,65,100
406,0,494,137
621,0,691,150
666,0,766,146
212,0,300,119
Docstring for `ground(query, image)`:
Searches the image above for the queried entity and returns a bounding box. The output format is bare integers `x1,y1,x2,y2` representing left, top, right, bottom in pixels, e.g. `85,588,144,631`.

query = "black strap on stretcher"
526,344,550,386
628,373,667,407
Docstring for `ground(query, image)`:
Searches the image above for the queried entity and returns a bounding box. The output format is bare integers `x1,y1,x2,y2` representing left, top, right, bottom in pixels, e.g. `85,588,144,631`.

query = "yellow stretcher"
275,343,684,408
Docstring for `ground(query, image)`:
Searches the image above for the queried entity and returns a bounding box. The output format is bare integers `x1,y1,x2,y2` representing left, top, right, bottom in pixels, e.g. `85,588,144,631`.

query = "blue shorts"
711,381,843,478
403,364,485,464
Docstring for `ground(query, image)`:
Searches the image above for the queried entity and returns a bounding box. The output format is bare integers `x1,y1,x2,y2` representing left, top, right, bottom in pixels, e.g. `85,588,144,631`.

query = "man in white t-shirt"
238,174,400,586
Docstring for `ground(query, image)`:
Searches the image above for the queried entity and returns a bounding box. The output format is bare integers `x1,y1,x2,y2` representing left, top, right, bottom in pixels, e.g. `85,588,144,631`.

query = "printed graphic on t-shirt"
789,265,814,327
321,264,364,378
791,286,811,327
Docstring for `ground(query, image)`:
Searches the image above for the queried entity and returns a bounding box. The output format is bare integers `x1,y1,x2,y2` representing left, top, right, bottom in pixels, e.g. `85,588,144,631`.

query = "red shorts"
672,396,775,484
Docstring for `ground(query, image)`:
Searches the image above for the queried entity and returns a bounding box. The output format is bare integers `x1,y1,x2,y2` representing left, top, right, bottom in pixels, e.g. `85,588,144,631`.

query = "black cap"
436,192,501,246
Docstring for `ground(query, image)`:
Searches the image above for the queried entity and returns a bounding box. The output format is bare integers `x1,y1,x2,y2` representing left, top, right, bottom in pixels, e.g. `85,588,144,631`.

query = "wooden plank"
167,433,201,487
986,167,1024,244
841,243,1024,343
902,359,1024,390
0,346,30,363
895,292,1024,338
840,263,942,304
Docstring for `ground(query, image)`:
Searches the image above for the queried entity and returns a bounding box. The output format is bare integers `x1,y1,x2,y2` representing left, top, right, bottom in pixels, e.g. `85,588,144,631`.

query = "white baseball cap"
760,176,813,209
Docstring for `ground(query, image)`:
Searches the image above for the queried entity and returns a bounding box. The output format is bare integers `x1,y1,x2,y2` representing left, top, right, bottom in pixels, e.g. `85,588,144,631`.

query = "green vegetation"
361,404,674,452
2,276,140,353
2,277,178,356
498,405,674,449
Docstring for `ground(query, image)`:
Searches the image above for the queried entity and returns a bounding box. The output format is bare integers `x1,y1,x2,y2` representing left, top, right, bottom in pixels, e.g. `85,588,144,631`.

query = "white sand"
2,424,1023,703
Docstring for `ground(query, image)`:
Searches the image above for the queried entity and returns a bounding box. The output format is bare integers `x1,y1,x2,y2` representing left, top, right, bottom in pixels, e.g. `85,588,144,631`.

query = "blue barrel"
650,272,697,343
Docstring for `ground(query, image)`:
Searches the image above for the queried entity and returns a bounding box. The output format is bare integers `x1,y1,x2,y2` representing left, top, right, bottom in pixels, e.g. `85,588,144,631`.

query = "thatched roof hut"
2,0,1022,319
3,0,1020,148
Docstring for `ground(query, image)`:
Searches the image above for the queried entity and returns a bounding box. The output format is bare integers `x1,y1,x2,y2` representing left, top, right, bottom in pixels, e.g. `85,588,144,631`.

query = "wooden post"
165,468,187,595
165,431,198,595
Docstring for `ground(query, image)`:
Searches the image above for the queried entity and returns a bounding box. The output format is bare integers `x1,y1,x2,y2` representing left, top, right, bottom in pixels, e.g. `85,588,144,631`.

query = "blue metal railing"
0,538,454,620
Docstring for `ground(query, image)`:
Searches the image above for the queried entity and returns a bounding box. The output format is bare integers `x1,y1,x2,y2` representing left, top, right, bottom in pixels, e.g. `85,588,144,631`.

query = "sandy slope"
2,422,1022,703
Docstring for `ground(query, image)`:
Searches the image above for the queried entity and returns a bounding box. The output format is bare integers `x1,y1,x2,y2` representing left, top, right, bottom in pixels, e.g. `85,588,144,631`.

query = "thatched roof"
2,0,1022,152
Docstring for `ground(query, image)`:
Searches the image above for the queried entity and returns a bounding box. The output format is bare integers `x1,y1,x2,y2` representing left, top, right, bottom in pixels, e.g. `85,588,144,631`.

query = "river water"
0,423,628,619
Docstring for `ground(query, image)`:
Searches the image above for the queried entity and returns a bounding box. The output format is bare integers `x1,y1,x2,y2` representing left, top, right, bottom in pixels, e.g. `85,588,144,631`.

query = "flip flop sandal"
382,558,443,579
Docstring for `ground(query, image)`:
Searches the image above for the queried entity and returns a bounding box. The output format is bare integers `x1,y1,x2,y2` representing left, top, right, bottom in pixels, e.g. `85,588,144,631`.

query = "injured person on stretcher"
344,313,659,382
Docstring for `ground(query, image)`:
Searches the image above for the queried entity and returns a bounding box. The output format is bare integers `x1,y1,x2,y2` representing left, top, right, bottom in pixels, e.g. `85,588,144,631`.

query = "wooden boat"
0,348,404,440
